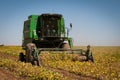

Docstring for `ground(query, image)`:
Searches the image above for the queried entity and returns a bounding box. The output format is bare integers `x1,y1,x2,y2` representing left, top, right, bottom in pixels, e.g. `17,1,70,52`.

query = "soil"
0,52,97,80
0,53,18,61
0,53,25,80
46,67,97,80
0,67,24,80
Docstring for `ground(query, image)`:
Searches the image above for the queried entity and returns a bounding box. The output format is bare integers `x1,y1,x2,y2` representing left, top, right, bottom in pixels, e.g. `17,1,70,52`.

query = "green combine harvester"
19,13,94,66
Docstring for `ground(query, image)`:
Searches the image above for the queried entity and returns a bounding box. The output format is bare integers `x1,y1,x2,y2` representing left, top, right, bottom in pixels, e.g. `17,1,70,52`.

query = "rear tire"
62,43,70,49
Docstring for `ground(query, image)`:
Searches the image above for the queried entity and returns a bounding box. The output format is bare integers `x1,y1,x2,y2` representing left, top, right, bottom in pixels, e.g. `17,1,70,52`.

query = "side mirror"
70,23,72,29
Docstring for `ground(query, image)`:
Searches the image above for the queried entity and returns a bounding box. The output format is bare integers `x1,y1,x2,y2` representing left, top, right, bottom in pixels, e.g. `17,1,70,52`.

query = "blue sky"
0,0,120,46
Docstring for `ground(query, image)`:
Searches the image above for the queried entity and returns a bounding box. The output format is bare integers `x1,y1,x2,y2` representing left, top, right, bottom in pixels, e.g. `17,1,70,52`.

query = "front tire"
19,52,26,62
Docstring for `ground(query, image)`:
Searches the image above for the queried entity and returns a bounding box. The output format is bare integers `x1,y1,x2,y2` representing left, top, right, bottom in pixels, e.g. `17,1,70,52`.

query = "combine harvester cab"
20,13,94,66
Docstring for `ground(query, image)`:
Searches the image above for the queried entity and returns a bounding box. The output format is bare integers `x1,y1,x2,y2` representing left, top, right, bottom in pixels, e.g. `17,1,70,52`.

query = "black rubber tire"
19,52,26,62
